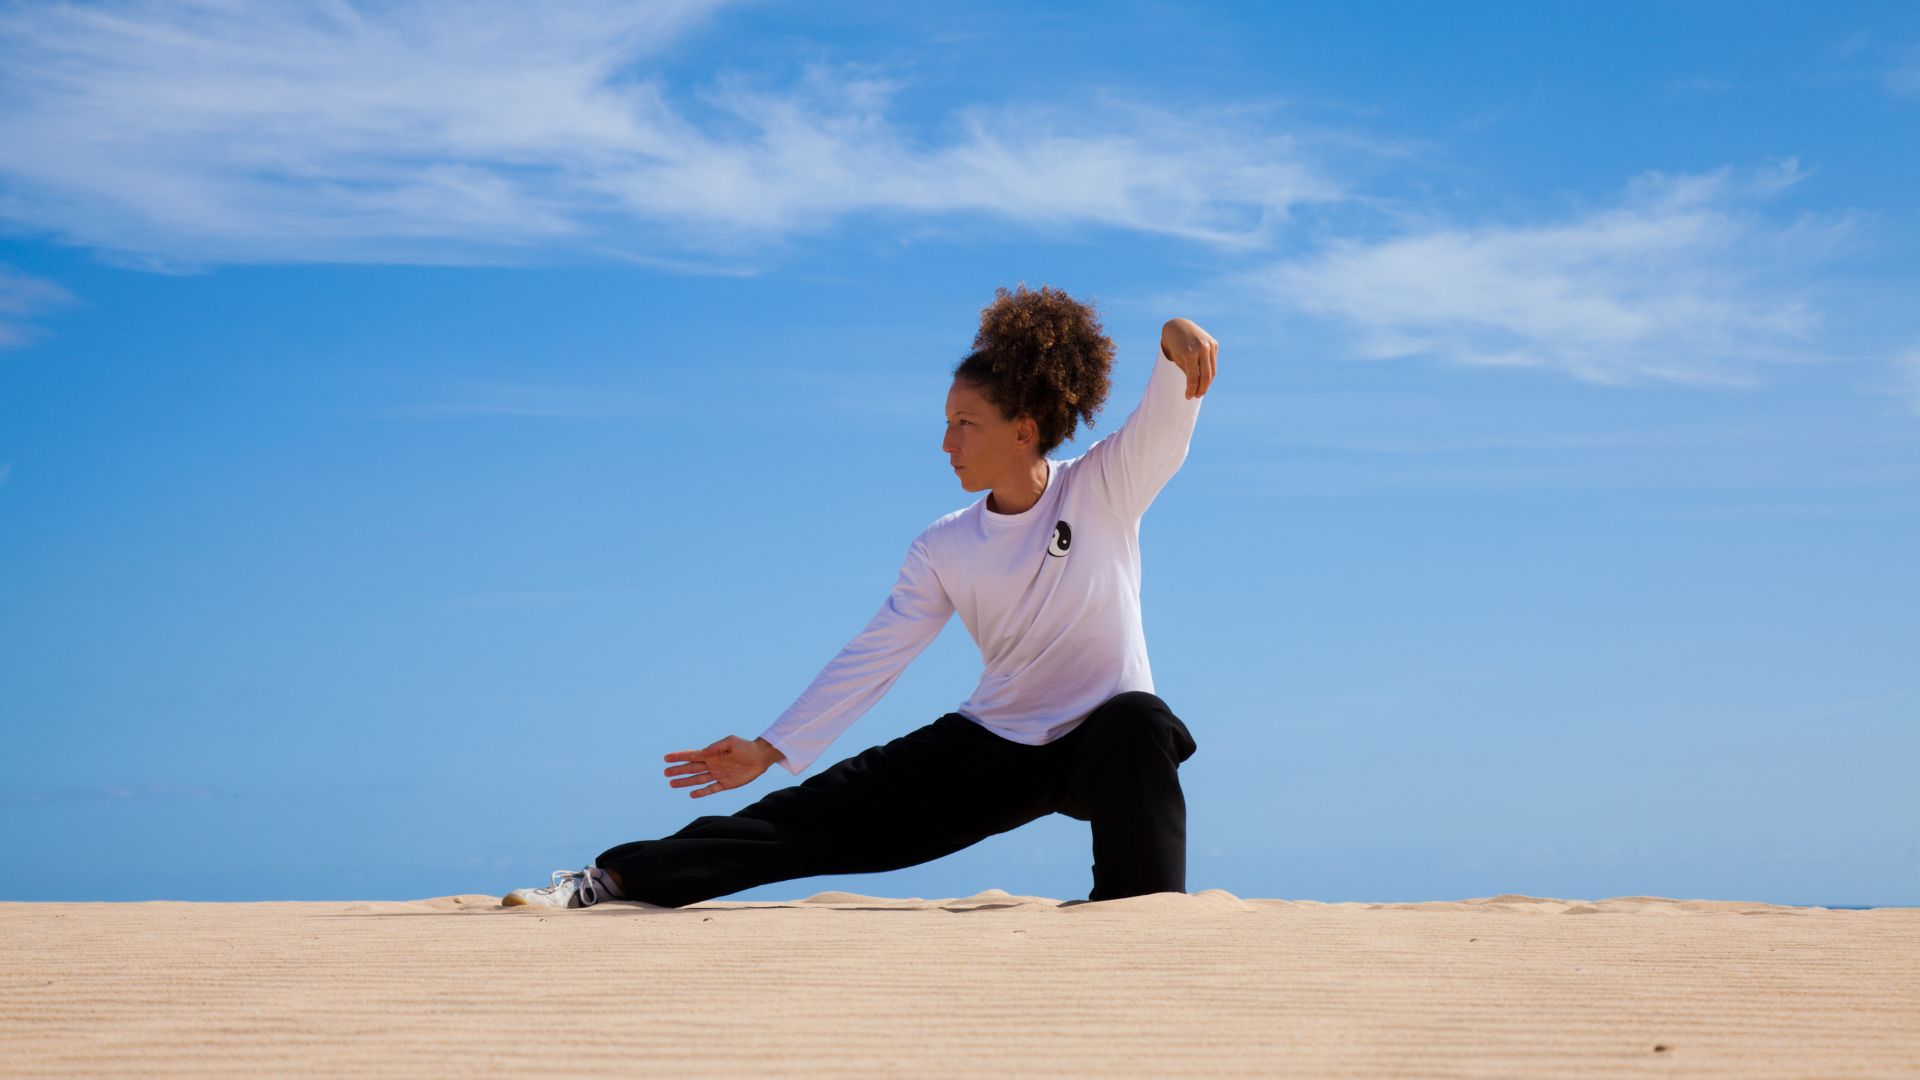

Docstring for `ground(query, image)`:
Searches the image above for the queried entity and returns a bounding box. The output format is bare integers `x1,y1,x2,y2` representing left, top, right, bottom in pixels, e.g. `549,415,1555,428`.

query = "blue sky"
2,1,1916,906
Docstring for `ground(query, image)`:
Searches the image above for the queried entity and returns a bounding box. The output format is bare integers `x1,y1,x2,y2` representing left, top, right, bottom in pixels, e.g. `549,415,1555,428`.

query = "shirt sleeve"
1081,344,1205,521
758,534,955,776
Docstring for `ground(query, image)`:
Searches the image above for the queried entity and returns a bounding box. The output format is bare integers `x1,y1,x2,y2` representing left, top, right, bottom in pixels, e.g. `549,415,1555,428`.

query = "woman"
505,284,1218,909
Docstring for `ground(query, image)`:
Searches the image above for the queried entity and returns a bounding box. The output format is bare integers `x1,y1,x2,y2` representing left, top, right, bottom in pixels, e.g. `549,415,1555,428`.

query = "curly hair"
951,283,1115,457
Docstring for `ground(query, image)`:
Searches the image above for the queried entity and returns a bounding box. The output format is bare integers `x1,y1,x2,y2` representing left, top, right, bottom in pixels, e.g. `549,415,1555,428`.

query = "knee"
1098,692,1197,763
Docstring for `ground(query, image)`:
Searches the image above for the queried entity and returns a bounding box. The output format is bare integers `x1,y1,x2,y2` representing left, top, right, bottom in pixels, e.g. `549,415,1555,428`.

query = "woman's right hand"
664,736,783,798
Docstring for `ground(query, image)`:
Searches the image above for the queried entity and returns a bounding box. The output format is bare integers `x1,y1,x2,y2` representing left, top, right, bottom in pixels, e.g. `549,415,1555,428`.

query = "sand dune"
3,890,1915,1077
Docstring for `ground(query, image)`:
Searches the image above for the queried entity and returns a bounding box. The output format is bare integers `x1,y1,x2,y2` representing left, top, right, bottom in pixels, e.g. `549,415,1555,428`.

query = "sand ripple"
3,892,1914,1077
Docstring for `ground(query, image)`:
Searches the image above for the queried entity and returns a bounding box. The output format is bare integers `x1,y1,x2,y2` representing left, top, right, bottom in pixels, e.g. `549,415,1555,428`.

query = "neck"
986,456,1049,515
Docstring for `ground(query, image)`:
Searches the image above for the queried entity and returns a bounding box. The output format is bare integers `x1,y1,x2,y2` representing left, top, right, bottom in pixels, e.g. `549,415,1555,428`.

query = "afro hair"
951,283,1115,457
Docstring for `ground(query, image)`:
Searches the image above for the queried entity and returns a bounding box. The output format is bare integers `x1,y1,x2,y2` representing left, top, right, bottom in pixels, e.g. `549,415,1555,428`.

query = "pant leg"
1050,690,1198,901
596,713,1059,908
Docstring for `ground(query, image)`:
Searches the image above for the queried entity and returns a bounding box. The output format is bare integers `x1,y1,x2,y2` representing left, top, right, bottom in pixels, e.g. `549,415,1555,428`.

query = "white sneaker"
503,867,610,909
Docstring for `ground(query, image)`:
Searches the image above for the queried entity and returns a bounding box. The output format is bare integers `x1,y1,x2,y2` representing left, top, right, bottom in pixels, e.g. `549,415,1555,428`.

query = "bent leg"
1053,691,1198,902
597,714,1058,908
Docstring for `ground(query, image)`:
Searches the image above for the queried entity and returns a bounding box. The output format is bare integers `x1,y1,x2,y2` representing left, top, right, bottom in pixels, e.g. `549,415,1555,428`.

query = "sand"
2,889,1916,1077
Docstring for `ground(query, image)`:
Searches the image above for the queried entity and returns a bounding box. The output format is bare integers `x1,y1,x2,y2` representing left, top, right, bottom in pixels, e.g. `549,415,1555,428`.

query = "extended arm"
756,534,954,777
664,536,951,795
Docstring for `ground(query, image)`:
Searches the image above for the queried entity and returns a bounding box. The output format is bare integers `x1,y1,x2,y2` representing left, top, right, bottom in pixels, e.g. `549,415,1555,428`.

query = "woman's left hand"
1161,317,1218,399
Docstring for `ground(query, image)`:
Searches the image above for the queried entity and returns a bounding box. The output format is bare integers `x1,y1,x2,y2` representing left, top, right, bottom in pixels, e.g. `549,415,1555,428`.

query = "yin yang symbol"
1046,520,1072,557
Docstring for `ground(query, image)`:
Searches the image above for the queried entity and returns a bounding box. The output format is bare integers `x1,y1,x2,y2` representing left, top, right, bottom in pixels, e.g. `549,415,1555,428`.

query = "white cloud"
0,782,235,805
1248,159,1862,386
0,265,75,347
0,0,1348,267
1887,47,1920,96
380,379,678,419
1891,348,1920,416
1667,75,1740,94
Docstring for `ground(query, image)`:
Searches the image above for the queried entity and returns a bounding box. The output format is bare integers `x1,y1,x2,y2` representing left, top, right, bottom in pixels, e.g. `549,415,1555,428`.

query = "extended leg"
597,713,1058,908
1053,691,1198,901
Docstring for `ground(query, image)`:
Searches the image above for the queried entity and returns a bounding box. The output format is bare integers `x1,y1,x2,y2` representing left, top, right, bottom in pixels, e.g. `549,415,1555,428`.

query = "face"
943,378,1036,492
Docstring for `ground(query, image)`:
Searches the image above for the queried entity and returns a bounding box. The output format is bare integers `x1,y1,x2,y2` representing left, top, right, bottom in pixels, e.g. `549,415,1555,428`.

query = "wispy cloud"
1667,74,1741,94
1891,347,1920,416
380,379,678,419
738,365,951,421
0,0,1348,268
1614,497,1920,521
1203,456,1920,501
0,782,237,806
385,369,955,424
1246,159,1863,387
0,265,75,347
445,586,653,610
1887,46,1920,96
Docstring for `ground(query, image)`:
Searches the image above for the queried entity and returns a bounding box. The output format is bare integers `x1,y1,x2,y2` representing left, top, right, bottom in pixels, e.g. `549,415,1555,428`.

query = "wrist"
754,736,785,765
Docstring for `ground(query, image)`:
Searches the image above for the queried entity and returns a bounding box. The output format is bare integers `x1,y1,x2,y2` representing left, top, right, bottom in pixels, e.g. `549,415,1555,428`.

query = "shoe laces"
529,864,579,891
533,860,599,903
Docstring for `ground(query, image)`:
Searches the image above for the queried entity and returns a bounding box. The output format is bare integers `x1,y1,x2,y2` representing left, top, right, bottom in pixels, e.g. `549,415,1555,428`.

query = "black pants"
596,690,1198,909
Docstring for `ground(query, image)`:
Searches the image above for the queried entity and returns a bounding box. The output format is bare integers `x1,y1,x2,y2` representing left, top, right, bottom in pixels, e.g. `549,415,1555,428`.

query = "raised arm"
1080,318,1217,521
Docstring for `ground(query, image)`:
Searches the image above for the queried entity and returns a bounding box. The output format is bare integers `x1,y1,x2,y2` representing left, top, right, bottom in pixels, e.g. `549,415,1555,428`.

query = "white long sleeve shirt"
759,345,1204,776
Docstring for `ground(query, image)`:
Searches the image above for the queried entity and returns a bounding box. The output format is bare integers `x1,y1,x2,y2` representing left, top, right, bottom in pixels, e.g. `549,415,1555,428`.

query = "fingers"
664,739,739,795
1168,319,1218,398
666,754,713,786
665,737,734,765
668,768,716,793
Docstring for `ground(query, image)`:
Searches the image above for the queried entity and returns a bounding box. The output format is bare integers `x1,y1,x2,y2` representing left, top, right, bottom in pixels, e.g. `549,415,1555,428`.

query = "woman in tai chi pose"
505,284,1218,909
